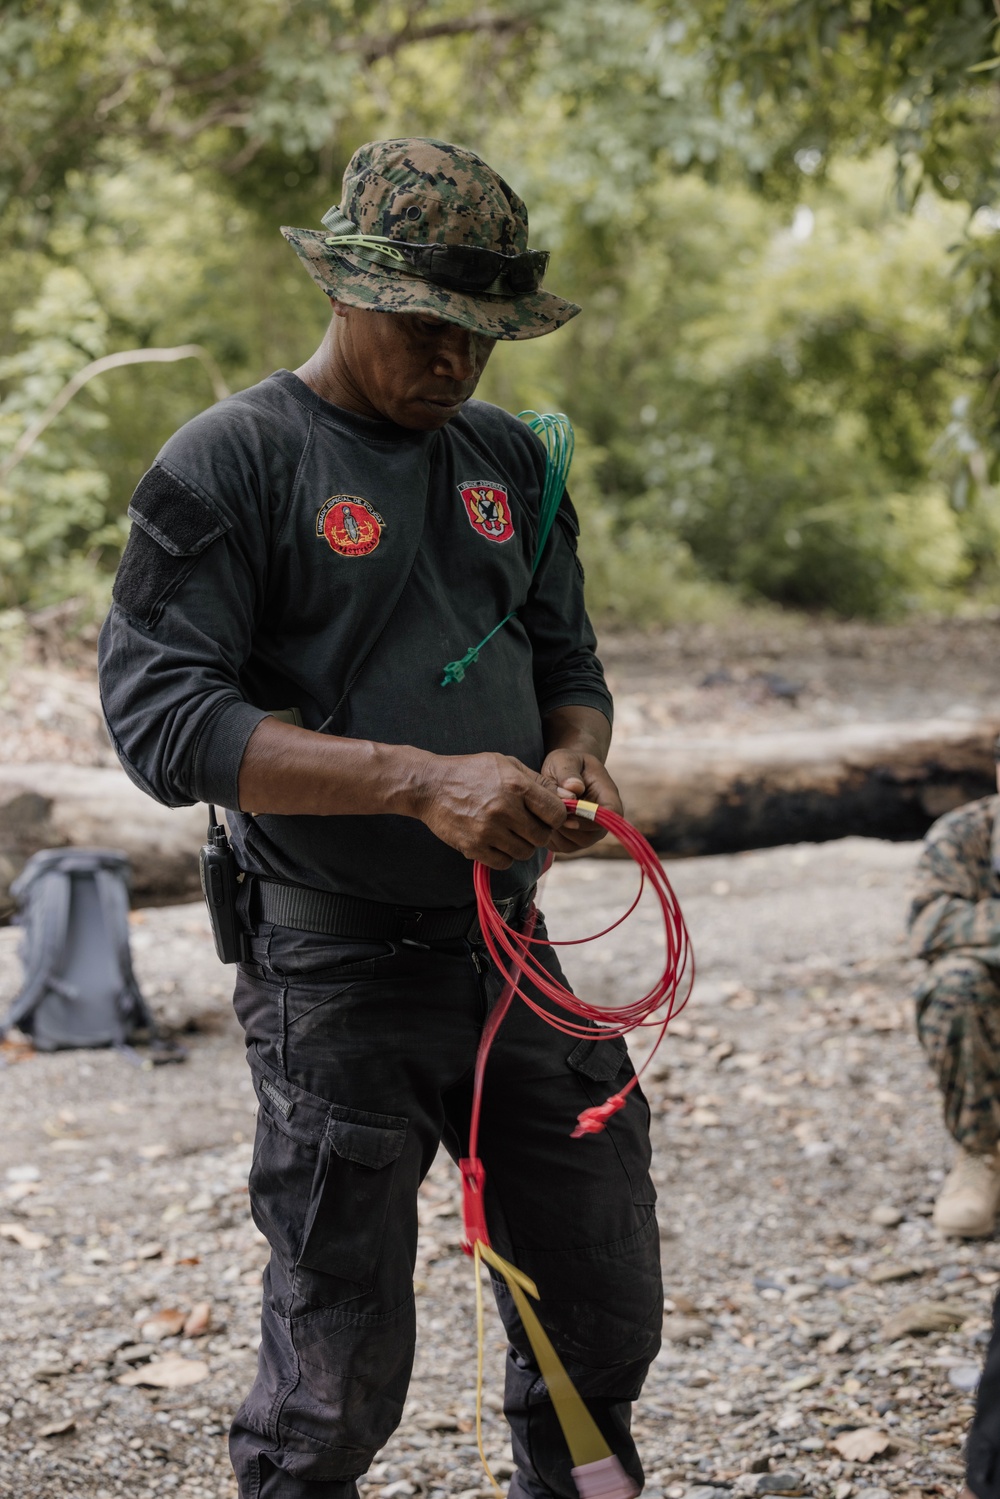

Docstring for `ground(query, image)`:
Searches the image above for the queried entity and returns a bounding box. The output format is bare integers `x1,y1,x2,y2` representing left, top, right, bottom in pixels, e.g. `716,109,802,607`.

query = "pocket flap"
327,1115,406,1170
567,1031,628,1083
250,1052,408,1166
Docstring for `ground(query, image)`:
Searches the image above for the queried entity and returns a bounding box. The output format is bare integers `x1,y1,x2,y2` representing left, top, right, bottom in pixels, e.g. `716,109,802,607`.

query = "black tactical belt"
247,876,533,943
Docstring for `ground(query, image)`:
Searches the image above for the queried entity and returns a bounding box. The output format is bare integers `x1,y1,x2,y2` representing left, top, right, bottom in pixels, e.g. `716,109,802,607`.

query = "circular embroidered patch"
316,495,385,557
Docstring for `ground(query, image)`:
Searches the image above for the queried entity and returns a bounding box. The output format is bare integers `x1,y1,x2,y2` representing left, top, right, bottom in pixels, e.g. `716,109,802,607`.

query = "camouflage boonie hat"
281,138,580,341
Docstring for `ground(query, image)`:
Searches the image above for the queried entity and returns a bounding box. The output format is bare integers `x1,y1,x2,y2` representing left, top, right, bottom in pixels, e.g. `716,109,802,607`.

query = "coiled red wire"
467,800,694,1160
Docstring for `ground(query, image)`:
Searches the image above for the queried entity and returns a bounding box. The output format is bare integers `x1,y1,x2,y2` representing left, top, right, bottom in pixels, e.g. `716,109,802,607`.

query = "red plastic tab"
571,1093,627,1138
460,1156,491,1254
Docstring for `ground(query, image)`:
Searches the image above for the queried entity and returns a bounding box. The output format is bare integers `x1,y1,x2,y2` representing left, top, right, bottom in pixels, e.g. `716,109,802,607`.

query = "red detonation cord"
460,799,694,1252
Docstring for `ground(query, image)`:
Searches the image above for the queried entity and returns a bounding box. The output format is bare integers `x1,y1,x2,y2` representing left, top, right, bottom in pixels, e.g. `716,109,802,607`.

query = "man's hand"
541,749,623,854
417,752,570,870
539,704,622,854
236,710,615,870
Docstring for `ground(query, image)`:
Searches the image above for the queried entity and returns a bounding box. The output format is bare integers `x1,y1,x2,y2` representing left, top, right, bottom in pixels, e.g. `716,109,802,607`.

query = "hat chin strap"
322,203,407,261
324,231,406,263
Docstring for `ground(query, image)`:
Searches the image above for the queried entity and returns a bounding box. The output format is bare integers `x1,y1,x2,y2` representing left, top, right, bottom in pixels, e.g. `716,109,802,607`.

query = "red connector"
460,1156,490,1254
571,1093,627,1138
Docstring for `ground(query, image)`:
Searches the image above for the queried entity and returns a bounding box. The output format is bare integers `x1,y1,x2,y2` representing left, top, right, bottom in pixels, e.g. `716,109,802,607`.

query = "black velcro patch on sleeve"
112,464,230,628
126,464,229,555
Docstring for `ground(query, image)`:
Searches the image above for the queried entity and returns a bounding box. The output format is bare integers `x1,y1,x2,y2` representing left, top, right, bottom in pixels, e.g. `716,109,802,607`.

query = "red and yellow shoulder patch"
458,480,514,544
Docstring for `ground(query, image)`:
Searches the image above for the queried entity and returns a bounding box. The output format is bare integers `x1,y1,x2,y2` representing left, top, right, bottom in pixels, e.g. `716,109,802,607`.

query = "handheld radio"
199,806,246,964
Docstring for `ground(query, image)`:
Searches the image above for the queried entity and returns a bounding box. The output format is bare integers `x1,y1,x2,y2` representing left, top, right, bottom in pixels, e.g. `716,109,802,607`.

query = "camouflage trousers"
915,953,1000,1154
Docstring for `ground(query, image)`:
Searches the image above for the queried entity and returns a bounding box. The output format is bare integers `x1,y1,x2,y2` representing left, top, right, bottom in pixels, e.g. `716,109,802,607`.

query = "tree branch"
344,10,531,63
0,347,230,485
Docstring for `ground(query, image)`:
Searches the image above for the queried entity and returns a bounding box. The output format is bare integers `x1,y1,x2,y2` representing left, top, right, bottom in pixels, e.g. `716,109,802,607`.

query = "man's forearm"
542,704,612,763
235,715,573,870
237,716,433,817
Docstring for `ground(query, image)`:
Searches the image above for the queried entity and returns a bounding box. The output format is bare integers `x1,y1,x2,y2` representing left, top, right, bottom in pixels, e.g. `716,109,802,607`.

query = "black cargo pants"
229,915,663,1499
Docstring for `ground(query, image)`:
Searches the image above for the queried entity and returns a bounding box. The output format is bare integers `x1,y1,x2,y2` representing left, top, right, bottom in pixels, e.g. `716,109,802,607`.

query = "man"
99,139,662,1499
908,774,1000,1237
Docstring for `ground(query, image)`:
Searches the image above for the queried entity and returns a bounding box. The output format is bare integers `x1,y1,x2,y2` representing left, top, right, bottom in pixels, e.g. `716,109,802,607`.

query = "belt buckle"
399,908,431,951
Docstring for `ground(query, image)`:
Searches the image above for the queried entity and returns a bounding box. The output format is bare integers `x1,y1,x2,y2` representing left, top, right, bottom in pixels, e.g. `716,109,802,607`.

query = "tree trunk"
1,717,996,911
0,764,204,918
602,717,999,857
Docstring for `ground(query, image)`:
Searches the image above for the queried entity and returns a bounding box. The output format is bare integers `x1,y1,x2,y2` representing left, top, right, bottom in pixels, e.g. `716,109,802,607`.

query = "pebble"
5,1164,40,1183
870,1205,903,1227
880,1299,965,1340
868,1262,920,1284
662,1315,712,1343
753,1474,805,1496
37,1418,76,1437
783,1372,822,1393
672,1294,700,1316
414,1411,461,1431
115,1343,157,1364
948,1365,982,1393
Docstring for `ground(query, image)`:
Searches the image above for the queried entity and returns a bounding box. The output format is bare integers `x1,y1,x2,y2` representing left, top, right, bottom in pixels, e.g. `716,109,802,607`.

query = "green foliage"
3,0,1000,623
0,266,111,604
687,0,1000,498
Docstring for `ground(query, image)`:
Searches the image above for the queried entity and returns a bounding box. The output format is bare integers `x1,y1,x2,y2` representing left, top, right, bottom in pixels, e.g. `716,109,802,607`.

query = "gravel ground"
0,835,989,1499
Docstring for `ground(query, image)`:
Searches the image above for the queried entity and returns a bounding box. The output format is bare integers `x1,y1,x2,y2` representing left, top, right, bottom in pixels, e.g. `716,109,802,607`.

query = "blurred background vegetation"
3,0,1000,630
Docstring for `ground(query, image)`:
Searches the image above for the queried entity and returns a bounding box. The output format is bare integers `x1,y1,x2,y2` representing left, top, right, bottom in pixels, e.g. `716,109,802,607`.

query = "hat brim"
281,226,580,341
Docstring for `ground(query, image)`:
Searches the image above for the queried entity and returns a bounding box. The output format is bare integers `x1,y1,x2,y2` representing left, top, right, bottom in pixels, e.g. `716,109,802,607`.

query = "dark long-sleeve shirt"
907,796,1000,966
98,371,612,906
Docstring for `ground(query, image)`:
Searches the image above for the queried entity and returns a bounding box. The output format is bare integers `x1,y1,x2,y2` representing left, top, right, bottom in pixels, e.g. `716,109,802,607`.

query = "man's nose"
432,328,478,382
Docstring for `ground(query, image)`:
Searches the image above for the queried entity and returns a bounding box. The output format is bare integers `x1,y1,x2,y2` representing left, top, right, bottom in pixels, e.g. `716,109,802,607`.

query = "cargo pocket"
567,1030,655,1208
567,1030,629,1084
113,463,231,628
247,1055,407,1309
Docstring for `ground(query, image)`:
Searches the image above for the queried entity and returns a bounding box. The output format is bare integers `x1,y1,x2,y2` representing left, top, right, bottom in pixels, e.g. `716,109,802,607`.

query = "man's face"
330,302,496,430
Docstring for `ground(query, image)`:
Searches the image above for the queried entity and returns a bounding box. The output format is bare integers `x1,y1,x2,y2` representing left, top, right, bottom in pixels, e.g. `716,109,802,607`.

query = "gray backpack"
2,848,156,1052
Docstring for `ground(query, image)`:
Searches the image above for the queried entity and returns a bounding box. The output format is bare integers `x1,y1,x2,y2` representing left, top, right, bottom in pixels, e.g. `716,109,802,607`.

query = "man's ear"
328,296,349,320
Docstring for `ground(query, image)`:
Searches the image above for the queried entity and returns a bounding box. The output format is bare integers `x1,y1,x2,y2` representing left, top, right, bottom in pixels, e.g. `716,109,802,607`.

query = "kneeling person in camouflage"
909,778,1000,1237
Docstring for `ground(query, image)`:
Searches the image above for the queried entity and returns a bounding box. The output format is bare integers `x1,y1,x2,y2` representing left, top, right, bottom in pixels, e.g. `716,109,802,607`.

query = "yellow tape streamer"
473,1242,506,1499
472,1240,613,1486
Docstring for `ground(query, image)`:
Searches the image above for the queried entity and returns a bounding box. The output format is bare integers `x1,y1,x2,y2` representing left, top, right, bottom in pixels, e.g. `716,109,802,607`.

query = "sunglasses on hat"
324,231,550,296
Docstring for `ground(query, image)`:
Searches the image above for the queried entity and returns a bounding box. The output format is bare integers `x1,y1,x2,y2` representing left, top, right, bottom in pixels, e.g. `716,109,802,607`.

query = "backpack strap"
92,865,157,1036
440,411,575,686
1,860,73,1037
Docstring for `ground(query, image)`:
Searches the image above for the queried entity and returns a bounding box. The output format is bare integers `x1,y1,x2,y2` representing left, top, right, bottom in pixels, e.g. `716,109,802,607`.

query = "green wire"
517,411,575,570
440,412,575,687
